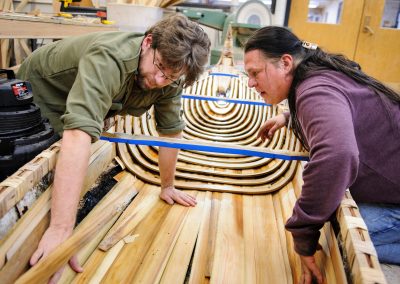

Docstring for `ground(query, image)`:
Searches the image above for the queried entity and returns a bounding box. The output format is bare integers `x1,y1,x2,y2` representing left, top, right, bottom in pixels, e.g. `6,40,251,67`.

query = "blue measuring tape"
182,94,271,107
100,134,309,162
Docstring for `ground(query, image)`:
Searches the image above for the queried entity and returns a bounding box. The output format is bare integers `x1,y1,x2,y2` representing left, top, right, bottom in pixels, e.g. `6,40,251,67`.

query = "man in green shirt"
17,14,210,282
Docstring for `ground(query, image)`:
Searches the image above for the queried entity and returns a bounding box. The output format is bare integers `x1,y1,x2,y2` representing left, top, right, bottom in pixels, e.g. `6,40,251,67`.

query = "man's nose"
248,77,256,88
154,72,169,86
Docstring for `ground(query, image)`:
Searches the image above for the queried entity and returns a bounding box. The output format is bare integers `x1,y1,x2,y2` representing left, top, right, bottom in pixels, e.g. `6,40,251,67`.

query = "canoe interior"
0,52,386,284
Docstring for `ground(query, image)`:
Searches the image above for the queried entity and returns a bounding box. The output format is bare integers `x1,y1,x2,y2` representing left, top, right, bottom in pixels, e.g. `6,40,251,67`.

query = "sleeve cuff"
156,120,186,135
290,232,321,256
61,113,102,141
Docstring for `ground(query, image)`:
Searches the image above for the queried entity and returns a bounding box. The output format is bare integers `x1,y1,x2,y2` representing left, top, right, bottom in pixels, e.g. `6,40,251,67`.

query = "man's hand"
299,254,323,284
160,186,197,207
257,113,287,142
30,226,83,284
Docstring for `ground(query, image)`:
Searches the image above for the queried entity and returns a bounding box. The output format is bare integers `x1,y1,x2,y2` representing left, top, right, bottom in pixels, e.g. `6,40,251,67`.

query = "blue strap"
100,133,309,161
182,94,271,107
209,72,239,78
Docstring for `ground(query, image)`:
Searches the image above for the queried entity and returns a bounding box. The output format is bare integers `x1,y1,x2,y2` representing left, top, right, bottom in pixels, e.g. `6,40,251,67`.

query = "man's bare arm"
30,129,91,283
158,132,196,206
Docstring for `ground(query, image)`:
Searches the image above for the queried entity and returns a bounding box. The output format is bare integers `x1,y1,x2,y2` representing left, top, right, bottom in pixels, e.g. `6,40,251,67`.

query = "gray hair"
146,14,211,87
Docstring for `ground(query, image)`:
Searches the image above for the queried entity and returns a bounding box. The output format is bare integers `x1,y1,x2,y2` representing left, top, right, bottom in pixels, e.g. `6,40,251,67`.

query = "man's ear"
142,34,153,48
280,54,294,74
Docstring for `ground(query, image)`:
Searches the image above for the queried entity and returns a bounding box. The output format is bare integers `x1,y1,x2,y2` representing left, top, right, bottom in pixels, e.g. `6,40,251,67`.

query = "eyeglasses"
152,48,181,88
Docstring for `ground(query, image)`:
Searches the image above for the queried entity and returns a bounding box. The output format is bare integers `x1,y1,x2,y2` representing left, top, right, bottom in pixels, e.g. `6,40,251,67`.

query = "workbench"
0,12,117,39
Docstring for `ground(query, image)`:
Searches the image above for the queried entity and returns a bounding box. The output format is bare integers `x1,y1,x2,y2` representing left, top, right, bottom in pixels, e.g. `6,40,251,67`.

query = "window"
307,0,343,24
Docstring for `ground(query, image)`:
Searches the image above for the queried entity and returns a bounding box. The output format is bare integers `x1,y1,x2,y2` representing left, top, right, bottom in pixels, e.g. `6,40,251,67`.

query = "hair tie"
301,41,318,50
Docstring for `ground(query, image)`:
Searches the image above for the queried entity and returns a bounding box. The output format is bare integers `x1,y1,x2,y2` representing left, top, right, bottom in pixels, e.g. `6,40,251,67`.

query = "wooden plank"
58,212,121,283
14,172,137,284
0,141,60,218
253,194,288,283
18,38,31,57
0,39,10,67
70,238,115,284
323,225,348,283
210,193,244,283
130,191,196,283
15,0,29,12
98,180,156,251
0,40,2,67
0,189,51,283
0,19,117,39
278,184,302,281
160,191,207,283
188,191,212,284
205,192,221,278
86,240,125,284
100,187,171,283
13,39,23,65
272,192,294,284
0,188,52,270
242,195,256,283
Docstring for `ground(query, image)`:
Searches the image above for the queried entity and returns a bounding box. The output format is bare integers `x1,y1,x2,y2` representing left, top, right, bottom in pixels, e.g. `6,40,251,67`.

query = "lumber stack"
0,29,387,283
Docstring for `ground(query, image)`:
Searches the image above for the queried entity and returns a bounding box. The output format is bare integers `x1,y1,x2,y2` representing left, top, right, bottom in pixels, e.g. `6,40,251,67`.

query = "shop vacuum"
0,69,59,181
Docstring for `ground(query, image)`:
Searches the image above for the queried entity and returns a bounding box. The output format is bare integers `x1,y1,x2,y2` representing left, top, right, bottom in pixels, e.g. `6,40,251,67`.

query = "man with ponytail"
244,26,400,284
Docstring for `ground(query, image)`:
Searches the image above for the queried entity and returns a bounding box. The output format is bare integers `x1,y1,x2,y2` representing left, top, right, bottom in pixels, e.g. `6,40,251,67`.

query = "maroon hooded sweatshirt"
285,70,400,256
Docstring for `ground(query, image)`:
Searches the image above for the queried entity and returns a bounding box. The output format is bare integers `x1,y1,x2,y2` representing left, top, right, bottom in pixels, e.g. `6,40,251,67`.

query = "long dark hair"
245,26,400,150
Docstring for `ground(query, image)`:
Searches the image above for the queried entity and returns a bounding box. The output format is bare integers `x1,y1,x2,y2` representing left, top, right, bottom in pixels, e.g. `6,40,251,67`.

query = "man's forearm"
50,129,92,231
158,132,182,188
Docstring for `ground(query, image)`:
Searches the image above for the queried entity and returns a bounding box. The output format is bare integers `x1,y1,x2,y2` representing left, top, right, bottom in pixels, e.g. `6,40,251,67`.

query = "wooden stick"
58,212,121,283
210,193,245,283
13,39,23,65
1,39,10,68
160,191,206,283
0,190,50,283
272,192,294,283
205,192,221,277
100,187,171,283
15,172,137,284
130,192,195,283
98,180,153,251
242,195,256,283
0,188,52,270
18,38,31,57
15,0,30,12
86,239,125,284
188,191,212,283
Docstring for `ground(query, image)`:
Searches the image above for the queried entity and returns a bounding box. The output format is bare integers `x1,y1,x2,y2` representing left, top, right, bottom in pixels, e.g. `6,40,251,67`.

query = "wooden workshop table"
0,13,118,39
0,12,118,68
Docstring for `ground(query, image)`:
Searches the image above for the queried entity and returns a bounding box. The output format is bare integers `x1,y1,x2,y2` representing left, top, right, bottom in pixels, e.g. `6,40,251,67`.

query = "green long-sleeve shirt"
17,31,185,140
